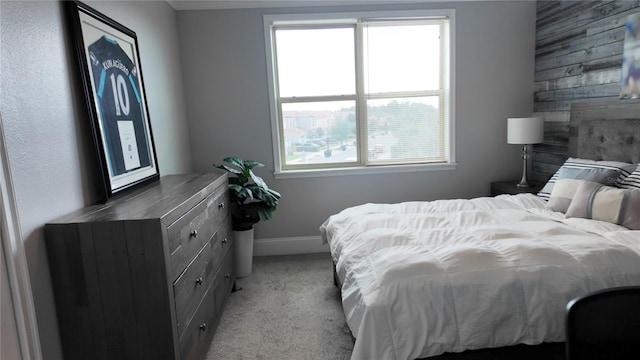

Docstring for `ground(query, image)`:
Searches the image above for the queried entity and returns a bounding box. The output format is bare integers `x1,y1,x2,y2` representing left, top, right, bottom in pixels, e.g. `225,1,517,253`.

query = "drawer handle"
190,230,198,238
218,202,225,209
199,323,207,331
195,277,203,286
224,273,231,280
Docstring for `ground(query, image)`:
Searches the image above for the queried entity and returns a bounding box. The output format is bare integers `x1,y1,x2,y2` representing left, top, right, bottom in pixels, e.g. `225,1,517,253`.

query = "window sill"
273,162,458,179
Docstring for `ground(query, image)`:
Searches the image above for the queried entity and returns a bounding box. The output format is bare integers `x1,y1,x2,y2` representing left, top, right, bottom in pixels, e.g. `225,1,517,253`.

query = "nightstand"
491,181,543,196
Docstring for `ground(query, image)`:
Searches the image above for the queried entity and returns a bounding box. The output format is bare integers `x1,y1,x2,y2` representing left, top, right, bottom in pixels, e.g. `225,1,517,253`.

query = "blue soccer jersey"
88,35,151,177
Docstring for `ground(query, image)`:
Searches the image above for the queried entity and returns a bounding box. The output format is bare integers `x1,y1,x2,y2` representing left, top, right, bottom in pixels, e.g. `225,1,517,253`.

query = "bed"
319,101,640,360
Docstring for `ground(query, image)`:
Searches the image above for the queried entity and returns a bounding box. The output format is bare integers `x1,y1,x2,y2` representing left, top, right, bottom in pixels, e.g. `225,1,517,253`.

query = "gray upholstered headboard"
569,100,640,164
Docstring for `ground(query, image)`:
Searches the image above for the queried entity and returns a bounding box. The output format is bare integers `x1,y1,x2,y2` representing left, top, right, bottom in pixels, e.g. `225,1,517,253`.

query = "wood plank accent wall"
533,0,640,183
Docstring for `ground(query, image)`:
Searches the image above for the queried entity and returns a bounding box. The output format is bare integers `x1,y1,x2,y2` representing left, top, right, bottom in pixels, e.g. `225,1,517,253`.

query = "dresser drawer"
179,286,216,360
168,185,229,278
208,187,230,229
213,251,234,313
174,244,215,338
211,217,233,269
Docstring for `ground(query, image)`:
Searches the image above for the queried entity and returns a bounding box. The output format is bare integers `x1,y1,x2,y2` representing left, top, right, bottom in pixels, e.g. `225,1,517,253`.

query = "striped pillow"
538,158,636,200
547,166,624,213
566,181,640,230
618,165,640,190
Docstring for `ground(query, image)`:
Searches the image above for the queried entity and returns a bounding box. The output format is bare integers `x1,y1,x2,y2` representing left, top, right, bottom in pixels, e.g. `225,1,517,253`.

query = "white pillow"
565,181,640,230
538,158,636,201
618,165,640,190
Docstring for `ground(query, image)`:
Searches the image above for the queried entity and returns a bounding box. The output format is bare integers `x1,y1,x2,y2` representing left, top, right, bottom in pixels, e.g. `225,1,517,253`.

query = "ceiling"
166,0,448,11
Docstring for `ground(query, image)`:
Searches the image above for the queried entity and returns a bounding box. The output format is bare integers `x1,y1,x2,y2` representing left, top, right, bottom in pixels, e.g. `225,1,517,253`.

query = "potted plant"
214,157,281,277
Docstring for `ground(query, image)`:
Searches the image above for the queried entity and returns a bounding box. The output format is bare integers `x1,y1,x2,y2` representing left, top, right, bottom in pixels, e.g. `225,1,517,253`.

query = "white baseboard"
253,235,329,257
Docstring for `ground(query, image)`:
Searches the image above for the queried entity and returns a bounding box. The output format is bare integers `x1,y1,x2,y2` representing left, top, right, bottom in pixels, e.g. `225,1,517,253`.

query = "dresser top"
49,173,227,225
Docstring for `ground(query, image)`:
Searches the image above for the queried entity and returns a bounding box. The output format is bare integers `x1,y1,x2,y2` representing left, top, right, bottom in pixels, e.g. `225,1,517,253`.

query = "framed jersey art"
67,0,159,200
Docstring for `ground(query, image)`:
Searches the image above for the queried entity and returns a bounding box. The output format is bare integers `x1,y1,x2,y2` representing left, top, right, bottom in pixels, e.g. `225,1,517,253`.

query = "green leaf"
228,174,249,186
243,159,265,170
215,164,241,175
267,188,281,198
249,171,269,190
255,205,273,222
224,156,245,169
229,184,253,200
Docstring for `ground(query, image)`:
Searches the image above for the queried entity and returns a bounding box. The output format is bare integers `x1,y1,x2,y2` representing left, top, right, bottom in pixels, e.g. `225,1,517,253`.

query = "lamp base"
516,144,531,188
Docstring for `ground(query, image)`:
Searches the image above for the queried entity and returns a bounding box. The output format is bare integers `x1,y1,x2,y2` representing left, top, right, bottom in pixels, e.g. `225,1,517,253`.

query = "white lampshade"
507,117,544,144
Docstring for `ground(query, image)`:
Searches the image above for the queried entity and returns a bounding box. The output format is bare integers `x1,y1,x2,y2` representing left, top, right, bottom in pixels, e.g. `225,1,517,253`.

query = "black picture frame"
67,0,159,200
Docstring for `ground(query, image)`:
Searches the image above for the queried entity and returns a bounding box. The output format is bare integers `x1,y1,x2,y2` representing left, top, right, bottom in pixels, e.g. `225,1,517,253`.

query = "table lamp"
507,117,544,188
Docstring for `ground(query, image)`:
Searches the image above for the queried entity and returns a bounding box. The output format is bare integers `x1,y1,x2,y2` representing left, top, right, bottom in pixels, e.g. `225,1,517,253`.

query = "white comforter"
319,194,640,360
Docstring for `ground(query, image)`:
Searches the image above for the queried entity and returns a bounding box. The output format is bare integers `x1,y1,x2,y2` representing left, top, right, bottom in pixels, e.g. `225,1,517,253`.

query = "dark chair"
566,286,640,360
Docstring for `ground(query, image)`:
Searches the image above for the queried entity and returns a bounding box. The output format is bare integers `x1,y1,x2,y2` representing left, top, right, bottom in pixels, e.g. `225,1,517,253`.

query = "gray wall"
1,1,192,358
177,1,538,240
532,0,640,183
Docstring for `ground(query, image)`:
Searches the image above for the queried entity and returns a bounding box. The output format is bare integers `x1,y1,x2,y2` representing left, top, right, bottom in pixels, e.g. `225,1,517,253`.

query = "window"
264,10,455,176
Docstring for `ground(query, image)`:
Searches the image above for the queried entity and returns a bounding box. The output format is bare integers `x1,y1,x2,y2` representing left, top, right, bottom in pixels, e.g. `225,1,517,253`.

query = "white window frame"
264,9,456,179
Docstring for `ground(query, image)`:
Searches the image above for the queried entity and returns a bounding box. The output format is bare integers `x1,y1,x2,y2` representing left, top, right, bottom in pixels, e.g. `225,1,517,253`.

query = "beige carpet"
205,253,354,360
205,252,566,360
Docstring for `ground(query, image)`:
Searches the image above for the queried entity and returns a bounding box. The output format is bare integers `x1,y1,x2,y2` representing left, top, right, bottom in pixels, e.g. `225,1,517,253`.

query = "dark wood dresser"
46,173,234,360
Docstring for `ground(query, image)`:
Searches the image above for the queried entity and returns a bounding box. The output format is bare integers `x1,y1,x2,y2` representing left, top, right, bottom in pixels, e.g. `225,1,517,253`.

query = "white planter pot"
233,228,254,278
